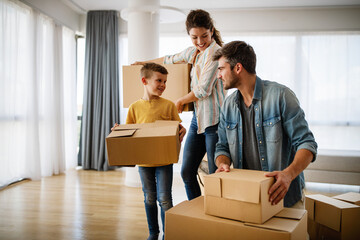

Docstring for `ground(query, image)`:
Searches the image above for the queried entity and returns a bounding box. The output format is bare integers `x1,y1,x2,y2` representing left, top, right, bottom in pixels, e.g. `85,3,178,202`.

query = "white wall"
118,7,360,34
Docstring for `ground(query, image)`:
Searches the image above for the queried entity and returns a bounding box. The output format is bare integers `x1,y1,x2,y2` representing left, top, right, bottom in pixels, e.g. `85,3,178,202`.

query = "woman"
135,9,226,200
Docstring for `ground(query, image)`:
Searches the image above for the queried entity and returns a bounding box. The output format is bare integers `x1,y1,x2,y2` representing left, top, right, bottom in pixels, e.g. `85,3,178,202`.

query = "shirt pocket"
263,116,282,143
225,121,238,145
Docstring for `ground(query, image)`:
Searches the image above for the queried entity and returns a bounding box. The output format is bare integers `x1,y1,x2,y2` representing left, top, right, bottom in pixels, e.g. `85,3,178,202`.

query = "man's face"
144,72,167,97
217,57,239,90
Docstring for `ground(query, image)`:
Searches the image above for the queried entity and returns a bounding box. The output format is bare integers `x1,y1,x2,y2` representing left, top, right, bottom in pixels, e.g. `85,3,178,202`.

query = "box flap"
275,208,306,220
107,129,137,138
306,194,358,209
204,176,221,197
245,217,300,233
333,192,360,205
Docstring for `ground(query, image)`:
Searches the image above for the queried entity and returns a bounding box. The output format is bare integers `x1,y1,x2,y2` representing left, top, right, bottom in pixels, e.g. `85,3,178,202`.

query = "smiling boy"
113,63,186,240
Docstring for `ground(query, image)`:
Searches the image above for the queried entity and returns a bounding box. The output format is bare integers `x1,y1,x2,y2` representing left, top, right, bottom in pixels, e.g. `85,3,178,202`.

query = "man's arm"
265,148,313,205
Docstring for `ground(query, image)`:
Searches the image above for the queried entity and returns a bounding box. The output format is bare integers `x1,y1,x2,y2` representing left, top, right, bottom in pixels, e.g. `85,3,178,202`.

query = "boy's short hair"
140,63,168,79
213,41,256,74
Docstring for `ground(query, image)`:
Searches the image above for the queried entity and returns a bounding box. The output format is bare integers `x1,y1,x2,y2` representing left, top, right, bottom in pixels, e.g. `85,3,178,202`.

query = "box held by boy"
203,169,284,224
165,196,307,240
106,120,180,166
306,194,360,240
123,64,193,111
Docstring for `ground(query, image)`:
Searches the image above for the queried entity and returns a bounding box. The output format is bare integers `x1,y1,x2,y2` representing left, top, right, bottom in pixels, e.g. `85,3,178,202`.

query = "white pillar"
124,0,160,187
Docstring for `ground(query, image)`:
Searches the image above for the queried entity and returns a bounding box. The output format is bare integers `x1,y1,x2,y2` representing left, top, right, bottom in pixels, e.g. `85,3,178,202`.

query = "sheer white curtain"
0,0,77,186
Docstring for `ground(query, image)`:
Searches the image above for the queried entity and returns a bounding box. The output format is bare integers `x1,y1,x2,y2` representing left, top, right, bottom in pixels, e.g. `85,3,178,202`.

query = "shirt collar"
253,76,263,101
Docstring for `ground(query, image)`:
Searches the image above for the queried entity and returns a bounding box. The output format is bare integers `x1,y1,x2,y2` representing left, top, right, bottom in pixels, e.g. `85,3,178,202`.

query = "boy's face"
143,71,167,97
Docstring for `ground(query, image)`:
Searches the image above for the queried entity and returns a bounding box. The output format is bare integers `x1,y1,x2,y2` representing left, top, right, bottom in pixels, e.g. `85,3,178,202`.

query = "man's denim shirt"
215,76,318,207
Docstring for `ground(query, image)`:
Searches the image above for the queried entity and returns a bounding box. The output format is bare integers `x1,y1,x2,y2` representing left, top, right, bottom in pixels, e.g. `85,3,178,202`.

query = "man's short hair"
213,41,256,74
140,62,168,79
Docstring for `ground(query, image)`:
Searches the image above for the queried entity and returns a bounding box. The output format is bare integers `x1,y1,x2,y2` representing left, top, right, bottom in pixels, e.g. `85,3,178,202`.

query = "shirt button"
270,122,272,125
261,158,265,161
227,126,230,129
255,108,258,111
256,124,259,127
259,141,262,144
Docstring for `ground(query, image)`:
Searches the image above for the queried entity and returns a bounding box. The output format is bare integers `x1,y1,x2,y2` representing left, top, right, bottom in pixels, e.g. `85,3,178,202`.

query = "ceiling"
66,0,360,13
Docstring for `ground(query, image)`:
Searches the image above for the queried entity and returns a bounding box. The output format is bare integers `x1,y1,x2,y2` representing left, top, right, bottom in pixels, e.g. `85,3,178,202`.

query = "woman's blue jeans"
181,113,218,200
138,164,173,236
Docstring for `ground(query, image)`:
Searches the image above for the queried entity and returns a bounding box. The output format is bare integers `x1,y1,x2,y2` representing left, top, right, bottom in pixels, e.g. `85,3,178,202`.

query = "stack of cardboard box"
306,192,360,240
165,169,308,240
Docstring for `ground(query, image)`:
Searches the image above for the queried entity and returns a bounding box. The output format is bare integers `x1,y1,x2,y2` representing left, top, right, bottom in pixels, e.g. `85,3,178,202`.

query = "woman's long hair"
185,9,223,47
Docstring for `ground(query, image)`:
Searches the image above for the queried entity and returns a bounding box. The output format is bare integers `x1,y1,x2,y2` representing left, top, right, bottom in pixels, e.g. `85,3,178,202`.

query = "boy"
113,63,186,240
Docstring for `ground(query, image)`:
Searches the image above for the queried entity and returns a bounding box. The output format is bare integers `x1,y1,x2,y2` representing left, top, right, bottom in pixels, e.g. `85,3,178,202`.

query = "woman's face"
189,27,213,52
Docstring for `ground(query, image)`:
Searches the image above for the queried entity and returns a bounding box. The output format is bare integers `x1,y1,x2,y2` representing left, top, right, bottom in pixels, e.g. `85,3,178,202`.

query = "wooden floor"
0,168,188,240
0,168,359,240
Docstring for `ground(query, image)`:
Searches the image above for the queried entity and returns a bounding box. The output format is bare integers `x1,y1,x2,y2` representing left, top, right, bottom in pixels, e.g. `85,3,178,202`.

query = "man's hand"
215,155,231,173
179,124,186,143
215,162,230,173
265,170,293,205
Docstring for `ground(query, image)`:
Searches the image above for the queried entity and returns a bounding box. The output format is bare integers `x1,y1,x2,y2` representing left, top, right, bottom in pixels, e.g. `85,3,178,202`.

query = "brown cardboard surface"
165,196,306,240
122,64,193,111
106,121,180,166
333,192,360,206
203,169,284,224
305,194,360,240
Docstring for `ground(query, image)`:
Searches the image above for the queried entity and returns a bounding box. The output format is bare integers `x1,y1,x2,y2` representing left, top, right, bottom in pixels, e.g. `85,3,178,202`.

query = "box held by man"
203,169,284,224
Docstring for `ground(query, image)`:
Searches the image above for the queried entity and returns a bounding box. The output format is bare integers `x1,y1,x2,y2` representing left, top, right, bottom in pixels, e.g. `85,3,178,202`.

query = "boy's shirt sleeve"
126,105,136,124
170,103,182,122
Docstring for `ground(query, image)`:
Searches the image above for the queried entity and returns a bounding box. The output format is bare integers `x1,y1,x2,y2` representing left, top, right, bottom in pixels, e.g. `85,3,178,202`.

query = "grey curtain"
79,11,120,171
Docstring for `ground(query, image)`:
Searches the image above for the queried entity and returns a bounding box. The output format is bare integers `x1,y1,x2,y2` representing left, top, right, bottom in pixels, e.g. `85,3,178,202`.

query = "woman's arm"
175,91,198,113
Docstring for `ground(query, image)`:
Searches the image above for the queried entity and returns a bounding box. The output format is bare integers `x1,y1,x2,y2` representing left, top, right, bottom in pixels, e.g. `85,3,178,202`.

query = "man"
213,41,317,208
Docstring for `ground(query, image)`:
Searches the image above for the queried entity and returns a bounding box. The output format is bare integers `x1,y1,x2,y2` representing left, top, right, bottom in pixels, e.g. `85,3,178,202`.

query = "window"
114,32,360,152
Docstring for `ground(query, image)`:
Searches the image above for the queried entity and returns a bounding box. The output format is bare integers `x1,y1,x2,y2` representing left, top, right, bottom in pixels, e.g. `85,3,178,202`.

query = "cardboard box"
165,196,307,240
203,169,284,224
333,192,360,206
306,194,360,240
106,121,180,166
122,64,193,111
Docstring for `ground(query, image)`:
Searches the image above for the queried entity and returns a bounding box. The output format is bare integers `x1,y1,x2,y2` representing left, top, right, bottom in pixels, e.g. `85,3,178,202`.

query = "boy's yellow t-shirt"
126,97,182,167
